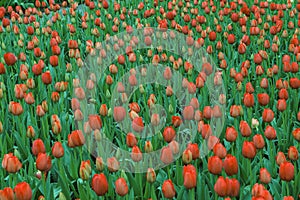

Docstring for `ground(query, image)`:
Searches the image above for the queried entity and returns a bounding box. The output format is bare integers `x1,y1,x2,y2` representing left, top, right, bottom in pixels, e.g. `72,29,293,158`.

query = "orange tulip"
259,168,271,184
162,180,176,199
279,162,294,181
262,108,274,122
0,187,14,200
14,182,32,200
4,52,17,66
183,164,197,189
32,139,46,156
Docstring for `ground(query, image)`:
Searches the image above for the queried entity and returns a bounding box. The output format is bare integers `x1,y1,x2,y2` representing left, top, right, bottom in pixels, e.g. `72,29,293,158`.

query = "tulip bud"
79,160,91,180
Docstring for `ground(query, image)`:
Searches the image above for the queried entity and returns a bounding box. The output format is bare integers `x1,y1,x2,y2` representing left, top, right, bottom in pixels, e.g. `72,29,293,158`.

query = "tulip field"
1,0,300,199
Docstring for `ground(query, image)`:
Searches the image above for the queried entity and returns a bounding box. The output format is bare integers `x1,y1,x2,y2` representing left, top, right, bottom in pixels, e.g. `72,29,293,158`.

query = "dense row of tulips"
0,0,300,199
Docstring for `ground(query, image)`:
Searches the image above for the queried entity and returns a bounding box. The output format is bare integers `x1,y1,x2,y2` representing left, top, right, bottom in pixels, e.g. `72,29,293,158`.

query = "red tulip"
163,126,176,143
287,146,299,161
186,143,200,160
132,117,144,133
41,71,52,85
52,141,64,158
32,139,46,156
225,126,238,142
160,146,173,164
131,145,142,162
259,168,271,184
88,114,102,130
183,164,197,189
115,178,128,196
162,180,176,199
183,105,194,120
2,153,22,173
253,134,265,149
126,132,137,147
4,52,17,66
292,128,300,141
213,142,227,159
214,176,227,197
276,151,287,166
279,162,294,181
264,125,276,140
0,187,14,200
14,182,32,200
239,120,251,137
9,101,23,116
257,93,270,106
242,141,257,159
36,153,52,172
113,106,126,122
223,154,238,176
92,173,108,196
262,108,274,122
68,130,85,147
107,157,119,172
208,156,222,175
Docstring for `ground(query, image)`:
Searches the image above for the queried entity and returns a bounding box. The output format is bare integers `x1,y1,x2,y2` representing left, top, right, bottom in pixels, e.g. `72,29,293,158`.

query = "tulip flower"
92,173,108,196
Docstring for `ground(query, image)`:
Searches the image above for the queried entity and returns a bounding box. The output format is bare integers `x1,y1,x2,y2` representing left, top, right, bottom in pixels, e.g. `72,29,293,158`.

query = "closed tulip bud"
132,117,144,133
9,101,23,116
243,93,254,107
183,105,194,120
79,160,91,180
115,178,128,196
146,168,156,183
151,113,160,126
259,168,271,184
162,180,176,199
14,182,32,200
99,104,108,116
276,151,286,166
223,154,238,176
264,125,276,140
242,141,256,159
131,145,142,162
41,71,52,85
182,149,192,164
253,134,265,149
92,173,108,196
288,146,298,160
240,120,251,137
292,128,300,141
208,156,222,175
168,140,179,154
36,153,52,172
26,126,35,138
171,116,182,127
52,142,64,158
126,133,137,148
279,162,294,181
41,100,48,112
96,157,104,171
52,121,62,135
32,139,46,156
107,157,120,172
230,105,240,117
144,141,153,153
